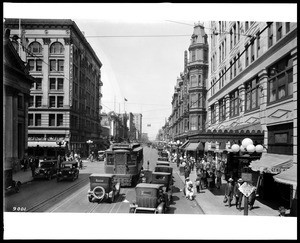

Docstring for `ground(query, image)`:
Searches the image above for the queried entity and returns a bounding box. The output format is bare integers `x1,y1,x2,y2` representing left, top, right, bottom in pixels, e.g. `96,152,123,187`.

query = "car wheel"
88,196,93,202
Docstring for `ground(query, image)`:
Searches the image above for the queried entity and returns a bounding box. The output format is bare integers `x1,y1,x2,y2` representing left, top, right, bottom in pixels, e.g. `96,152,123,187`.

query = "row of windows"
31,77,64,90
29,95,64,108
210,54,294,124
28,59,64,72
28,113,64,127
28,41,65,55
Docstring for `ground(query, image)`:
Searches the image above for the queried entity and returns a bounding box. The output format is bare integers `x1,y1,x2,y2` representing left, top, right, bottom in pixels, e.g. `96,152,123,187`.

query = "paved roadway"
5,145,204,214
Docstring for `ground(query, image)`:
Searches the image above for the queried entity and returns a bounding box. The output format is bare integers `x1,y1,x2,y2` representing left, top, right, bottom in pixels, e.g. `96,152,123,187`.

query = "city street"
4,146,203,214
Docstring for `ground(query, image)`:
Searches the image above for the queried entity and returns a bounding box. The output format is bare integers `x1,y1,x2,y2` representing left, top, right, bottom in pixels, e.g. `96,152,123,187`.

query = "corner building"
4,19,103,158
206,21,297,211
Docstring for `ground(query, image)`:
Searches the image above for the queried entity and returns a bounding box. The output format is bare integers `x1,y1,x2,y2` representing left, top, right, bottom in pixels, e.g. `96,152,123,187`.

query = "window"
219,98,226,122
49,96,56,108
276,22,282,41
35,96,42,107
50,42,64,54
190,93,198,108
268,23,274,48
29,96,34,107
190,75,197,87
230,89,239,117
49,114,55,126
245,46,249,67
245,77,260,112
191,50,196,62
250,40,255,62
256,33,261,57
190,115,197,130
286,22,290,33
230,61,233,79
28,42,42,54
268,55,293,104
57,96,64,108
28,114,34,126
50,78,64,90
50,59,64,72
35,114,41,126
27,59,42,72
233,23,237,45
57,114,63,126
211,104,216,124
233,57,237,77
36,78,42,90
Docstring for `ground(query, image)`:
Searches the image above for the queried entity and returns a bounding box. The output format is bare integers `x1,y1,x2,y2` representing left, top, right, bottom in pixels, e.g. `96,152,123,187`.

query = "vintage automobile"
34,160,58,180
154,165,173,176
57,161,79,182
4,168,21,194
129,183,168,214
97,150,105,161
87,173,120,203
156,161,170,166
151,171,173,203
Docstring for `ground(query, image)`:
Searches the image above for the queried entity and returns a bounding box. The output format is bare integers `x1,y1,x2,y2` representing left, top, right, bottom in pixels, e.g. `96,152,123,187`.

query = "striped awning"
249,153,293,174
273,164,297,187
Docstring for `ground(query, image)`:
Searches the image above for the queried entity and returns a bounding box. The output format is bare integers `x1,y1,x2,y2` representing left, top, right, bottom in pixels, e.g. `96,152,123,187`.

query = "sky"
3,3,297,141
3,3,297,240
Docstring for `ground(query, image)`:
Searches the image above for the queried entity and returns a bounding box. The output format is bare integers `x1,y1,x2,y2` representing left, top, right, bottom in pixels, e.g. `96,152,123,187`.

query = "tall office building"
4,18,103,158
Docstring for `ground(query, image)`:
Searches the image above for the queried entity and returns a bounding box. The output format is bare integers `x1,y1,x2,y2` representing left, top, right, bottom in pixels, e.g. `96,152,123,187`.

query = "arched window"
28,41,42,54
50,42,64,54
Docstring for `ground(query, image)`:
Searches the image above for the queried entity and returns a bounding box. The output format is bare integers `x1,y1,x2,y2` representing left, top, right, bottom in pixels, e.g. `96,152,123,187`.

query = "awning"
185,142,201,151
28,141,66,147
274,164,297,187
249,153,294,174
179,140,189,149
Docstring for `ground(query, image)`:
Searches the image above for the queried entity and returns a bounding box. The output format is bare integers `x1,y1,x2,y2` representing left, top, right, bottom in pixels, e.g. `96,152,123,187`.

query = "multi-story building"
206,21,297,211
4,18,103,158
3,28,35,171
133,113,143,141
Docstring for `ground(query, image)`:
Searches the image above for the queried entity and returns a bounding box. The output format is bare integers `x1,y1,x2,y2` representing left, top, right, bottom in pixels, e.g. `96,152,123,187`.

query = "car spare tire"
92,186,105,201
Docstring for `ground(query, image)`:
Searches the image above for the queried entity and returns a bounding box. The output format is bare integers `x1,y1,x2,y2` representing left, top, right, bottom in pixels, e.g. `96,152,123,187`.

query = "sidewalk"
170,162,280,216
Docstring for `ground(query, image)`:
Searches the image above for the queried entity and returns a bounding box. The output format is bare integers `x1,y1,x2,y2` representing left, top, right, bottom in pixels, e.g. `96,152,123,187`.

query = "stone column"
215,100,219,124
238,84,245,116
258,69,268,149
225,94,230,121
42,37,51,108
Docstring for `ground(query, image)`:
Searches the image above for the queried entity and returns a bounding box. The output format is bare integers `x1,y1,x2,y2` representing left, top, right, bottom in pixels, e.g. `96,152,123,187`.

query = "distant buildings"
4,18,103,158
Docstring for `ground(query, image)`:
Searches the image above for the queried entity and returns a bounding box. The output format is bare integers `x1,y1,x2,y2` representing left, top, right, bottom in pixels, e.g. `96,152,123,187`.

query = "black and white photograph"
3,2,297,240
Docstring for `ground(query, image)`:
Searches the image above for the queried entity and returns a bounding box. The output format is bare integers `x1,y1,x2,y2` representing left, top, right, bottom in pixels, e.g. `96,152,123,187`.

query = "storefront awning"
28,141,66,147
179,140,189,149
273,164,297,187
185,142,201,151
249,153,294,174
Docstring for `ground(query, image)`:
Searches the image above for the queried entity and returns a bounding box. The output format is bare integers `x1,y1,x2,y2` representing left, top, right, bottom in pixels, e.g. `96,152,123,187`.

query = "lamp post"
176,140,182,167
56,139,65,156
230,138,264,216
86,139,93,158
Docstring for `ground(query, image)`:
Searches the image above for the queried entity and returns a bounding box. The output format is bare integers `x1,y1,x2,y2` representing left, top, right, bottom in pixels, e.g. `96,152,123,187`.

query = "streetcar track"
108,188,129,213
27,177,89,212
48,184,89,212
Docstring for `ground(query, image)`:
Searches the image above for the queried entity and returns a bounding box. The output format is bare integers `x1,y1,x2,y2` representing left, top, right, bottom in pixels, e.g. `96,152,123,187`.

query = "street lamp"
86,139,93,158
230,138,264,216
56,139,65,156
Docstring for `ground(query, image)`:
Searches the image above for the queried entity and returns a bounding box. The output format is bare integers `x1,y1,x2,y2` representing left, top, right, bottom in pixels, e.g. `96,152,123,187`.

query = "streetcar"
104,142,144,187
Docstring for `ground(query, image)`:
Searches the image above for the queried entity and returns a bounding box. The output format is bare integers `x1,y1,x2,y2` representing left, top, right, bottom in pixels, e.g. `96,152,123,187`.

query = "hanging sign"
238,182,256,197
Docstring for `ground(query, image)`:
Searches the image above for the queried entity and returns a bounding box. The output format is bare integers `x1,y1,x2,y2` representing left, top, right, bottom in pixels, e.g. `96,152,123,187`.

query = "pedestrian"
183,177,191,196
184,162,191,180
248,186,257,210
23,156,28,172
29,157,36,177
186,183,195,200
34,156,39,168
215,168,222,189
234,178,244,210
195,174,201,193
202,168,208,188
224,178,234,207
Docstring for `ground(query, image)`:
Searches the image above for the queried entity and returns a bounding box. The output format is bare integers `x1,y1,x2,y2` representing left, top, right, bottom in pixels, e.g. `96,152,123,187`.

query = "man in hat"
224,178,234,207
186,183,195,200
234,178,244,210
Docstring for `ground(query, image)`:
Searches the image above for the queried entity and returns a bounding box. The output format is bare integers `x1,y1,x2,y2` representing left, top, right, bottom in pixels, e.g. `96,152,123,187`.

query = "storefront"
249,153,294,206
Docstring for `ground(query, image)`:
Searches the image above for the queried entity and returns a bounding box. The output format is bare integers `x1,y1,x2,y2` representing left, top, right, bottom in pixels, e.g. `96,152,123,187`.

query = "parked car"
4,168,21,193
34,160,58,180
129,183,169,214
87,173,120,203
57,161,79,182
98,150,105,161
